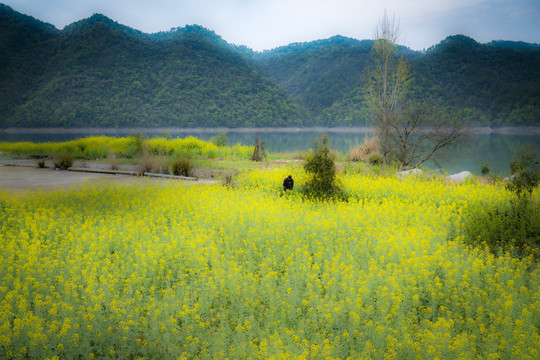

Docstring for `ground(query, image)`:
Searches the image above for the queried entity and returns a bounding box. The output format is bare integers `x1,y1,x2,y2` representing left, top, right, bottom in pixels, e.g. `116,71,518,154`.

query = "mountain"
0,4,58,121
251,34,540,126
1,4,539,128
409,35,540,125
249,36,373,116
0,5,308,128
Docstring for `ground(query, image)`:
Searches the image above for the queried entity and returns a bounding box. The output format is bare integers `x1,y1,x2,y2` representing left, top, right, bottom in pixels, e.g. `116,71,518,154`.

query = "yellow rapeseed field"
0,136,253,160
0,168,538,359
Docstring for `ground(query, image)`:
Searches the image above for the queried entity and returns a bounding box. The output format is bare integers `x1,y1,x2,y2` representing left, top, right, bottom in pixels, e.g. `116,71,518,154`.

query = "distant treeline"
1,4,539,128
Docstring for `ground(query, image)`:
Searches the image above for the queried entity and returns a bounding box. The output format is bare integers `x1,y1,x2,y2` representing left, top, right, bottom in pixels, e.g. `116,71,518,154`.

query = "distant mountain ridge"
0,4,308,128
1,4,539,128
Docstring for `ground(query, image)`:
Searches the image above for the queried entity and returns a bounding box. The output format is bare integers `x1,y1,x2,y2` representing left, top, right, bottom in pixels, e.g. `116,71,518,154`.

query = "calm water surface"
1,128,539,175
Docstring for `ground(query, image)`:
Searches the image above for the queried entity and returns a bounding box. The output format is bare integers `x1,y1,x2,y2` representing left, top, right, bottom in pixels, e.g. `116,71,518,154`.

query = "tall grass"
0,173,538,359
347,135,379,163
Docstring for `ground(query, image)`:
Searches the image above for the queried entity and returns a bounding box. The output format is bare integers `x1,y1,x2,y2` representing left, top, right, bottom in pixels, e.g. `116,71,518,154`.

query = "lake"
1,127,539,175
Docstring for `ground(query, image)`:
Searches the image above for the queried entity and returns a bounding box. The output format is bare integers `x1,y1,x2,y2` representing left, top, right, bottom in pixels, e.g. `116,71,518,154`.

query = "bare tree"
366,11,410,164
389,103,469,170
366,12,468,169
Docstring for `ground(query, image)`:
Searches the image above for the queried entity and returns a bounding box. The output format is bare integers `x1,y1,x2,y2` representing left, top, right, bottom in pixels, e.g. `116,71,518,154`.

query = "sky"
4,0,540,51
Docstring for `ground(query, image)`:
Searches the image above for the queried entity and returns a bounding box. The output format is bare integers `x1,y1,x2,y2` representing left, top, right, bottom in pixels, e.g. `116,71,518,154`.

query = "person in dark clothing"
283,175,294,191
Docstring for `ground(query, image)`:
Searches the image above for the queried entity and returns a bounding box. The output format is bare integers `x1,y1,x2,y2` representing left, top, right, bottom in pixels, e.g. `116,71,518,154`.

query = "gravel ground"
0,158,216,191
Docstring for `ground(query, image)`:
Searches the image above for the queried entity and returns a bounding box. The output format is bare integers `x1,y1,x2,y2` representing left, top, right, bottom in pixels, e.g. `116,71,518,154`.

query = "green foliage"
463,149,540,257
369,153,382,166
507,148,539,198
53,153,73,170
210,132,227,147
480,163,490,175
171,158,194,177
302,135,345,200
255,34,540,126
0,7,307,128
1,6,539,128
462,198,540,257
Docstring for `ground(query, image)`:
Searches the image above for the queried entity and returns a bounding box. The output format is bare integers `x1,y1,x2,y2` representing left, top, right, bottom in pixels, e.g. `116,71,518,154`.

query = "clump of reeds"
137,148,155,174
109,154,119,170
171,158,194,177
347,136,380,163
53,153,73,170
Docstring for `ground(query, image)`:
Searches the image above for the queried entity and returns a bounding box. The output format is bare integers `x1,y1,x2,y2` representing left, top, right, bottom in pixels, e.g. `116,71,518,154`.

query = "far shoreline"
2,126,540,135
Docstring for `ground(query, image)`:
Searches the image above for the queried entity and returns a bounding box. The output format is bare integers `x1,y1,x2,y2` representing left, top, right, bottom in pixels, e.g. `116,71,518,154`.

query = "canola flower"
0,136,253,160
0,169,539,359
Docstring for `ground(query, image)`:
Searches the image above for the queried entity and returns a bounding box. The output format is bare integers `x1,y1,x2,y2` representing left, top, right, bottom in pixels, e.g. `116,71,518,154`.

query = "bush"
507,147,539,198
302,135,346,200
480,163,490,175
462,198,540,257
53,154,73,170
126,133,147,158
369,153,383,166
172,158,194,177
210,132,228,147
37,158,47,168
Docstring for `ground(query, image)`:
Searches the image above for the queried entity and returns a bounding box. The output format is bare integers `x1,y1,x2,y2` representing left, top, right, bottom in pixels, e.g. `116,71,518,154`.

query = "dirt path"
0,159,217,191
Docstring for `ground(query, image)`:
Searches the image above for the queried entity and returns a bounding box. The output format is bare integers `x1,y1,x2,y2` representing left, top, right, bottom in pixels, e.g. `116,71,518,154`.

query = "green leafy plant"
302,135,345,200
463,148,540,257
462,198,540,257
480,163,490,175
210,132,228,147
507,147,539,198
126,132,147,158
369,153,383,166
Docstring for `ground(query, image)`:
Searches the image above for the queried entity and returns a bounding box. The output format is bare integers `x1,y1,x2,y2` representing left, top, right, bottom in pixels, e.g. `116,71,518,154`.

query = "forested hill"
1,4,539,128
0,5,308,128
250,35,540,126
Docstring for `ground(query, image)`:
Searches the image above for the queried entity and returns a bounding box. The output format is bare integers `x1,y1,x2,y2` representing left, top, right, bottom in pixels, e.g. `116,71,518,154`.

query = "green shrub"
53,154,73,170
369,153,383,166
462,198,540,257
507,147,539,198
302,135,346,200
172,158,194,177
210,132,228,147
480,163,490,175
127,132,147,158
